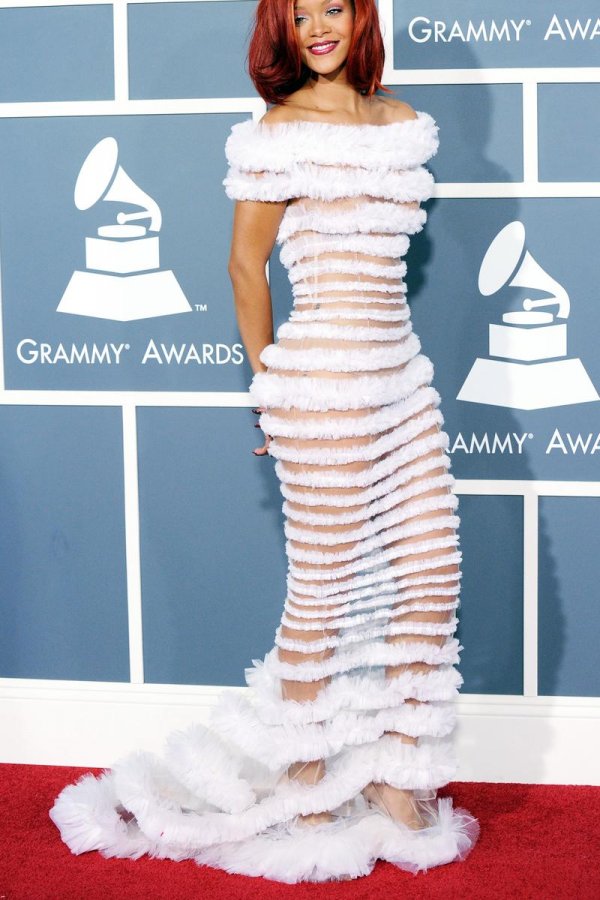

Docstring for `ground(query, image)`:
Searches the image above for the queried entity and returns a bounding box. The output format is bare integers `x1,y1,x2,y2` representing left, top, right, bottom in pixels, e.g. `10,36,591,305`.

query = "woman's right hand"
251,407,272,456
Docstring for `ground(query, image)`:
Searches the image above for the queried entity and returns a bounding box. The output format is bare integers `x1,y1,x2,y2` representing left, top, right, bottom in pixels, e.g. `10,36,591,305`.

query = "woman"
50,0,480,882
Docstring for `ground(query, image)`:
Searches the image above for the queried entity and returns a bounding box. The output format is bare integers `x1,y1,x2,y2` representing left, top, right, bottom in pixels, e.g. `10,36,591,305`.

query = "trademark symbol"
195,303,208,312
526,19,531,25
125,344,130,350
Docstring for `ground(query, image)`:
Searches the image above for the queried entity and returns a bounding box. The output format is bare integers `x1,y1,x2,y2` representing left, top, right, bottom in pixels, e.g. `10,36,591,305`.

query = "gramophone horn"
74,136,161,232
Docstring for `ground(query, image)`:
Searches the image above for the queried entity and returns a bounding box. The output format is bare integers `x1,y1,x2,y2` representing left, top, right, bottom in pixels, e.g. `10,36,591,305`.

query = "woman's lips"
308,41,339,55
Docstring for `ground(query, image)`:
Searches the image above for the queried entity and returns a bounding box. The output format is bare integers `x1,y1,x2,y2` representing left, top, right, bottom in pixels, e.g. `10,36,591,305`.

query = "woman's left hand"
251,406,272,456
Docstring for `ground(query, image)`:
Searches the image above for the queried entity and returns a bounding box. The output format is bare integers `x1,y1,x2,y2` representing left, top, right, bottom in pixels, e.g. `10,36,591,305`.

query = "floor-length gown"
49,109,480,883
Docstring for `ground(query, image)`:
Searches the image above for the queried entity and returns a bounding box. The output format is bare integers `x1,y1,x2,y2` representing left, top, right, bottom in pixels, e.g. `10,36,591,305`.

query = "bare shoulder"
259,102,309,126
259,105,290,126
377,97,419,124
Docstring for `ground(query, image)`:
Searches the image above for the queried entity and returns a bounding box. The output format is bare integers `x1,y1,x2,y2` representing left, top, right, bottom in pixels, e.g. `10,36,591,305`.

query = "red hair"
247,0,392,105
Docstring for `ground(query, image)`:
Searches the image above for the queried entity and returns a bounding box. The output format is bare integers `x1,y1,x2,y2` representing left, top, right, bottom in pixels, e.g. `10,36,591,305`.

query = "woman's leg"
275,414,378,824
366,406,460,826
277,398,459,830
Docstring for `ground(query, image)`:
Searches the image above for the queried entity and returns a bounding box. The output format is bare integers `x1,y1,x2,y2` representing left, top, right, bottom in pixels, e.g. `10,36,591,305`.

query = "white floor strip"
1,681,599,785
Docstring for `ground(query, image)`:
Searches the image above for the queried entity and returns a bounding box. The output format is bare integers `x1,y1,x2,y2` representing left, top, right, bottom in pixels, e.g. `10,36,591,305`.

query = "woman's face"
293,0,355,76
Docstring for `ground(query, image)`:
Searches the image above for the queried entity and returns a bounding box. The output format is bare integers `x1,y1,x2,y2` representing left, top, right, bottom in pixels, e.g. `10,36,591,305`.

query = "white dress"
49,110,480,883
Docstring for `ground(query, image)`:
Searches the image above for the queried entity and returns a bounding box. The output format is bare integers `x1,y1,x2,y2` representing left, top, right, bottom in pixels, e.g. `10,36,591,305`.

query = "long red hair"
247,0,392,105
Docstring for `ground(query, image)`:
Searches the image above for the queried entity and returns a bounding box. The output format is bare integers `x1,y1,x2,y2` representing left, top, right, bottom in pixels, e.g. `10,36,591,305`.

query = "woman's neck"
294,77,372,117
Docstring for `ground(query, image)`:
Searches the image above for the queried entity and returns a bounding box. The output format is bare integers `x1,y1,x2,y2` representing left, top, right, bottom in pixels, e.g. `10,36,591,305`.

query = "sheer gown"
49,109,480,883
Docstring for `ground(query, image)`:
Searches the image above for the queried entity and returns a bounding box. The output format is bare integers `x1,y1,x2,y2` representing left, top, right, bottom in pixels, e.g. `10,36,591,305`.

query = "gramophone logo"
457,221,599,410
57,137,192,321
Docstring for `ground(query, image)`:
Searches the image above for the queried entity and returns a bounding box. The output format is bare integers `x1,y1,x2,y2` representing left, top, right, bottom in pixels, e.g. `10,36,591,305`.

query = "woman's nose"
312,19,331,37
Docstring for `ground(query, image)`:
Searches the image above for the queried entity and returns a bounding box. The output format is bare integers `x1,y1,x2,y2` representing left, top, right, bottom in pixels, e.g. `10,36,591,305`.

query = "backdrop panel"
0,0,598,782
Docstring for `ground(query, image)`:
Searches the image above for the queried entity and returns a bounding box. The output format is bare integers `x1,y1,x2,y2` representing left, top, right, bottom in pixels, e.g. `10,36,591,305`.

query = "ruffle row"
280,448,452,516
258,331,420,373
284,473,455,527
49,636,478,880
284,495,458,548
275,611,459,649
288,536,462,592
286,514,459,566
249,352,433,411
276,201,428,244
288,308,411,324
267,403,439,465
246,648,463,725
287,555,462,606
224,111,440,175
279,232,411,267
283,587,460,623
292,298,408,312
209,691,457,769
275,320,413,342
50,727,479,884
276,430,448,490
292,279,408,296
288,257,406,284
259,383,440,440
224,163,434,204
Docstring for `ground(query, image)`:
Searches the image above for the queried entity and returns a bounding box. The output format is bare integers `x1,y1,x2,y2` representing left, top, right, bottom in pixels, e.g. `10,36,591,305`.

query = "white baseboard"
1,679,598,786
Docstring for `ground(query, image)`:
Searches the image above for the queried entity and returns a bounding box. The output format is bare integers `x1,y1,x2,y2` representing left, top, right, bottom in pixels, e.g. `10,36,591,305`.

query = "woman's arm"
228,195,288,376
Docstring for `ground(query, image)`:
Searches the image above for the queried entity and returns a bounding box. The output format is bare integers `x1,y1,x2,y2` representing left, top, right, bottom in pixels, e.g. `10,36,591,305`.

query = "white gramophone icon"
457,221,598,410
57,137,192,321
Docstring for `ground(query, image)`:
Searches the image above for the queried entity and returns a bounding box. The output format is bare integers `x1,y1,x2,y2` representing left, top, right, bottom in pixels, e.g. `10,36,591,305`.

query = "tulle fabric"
49,114,480,883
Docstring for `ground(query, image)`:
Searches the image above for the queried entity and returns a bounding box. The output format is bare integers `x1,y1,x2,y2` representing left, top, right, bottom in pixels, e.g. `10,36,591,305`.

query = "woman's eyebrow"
294,0,338,8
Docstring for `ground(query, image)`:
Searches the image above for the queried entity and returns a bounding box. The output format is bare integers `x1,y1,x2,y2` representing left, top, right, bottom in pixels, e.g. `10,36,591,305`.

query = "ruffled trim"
275,430,448,489
209,692,456,769
288,308,411,323
260,384,439,440
275,616,458,656
224,111,440,174
224,163,434,204
279,447,451,509
284,496,458,548
50,733,459,857
288,537,461,592
293,280,408,297
274,320,413,342
277,201,428,243
267,404,439,464
247,649,463,725
283,473,453,527
193,797,479,881
288,257,406,283
267,637,462,682
259,332,419,374
249,352,433,411
287,567,461,610
284,590,460,622
293,295,408,308
50,757,479,882
279,232,411,267
286,514,460,566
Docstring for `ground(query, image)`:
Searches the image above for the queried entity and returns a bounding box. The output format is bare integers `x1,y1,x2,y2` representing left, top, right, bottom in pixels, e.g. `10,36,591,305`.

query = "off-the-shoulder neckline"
252,110,431,131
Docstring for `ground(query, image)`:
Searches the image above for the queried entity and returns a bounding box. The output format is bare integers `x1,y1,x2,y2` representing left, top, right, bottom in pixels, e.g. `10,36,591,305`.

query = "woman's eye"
294,7,343,26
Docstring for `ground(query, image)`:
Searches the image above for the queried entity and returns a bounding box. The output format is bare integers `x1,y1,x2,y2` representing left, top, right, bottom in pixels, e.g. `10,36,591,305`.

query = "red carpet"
1,763,598,899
